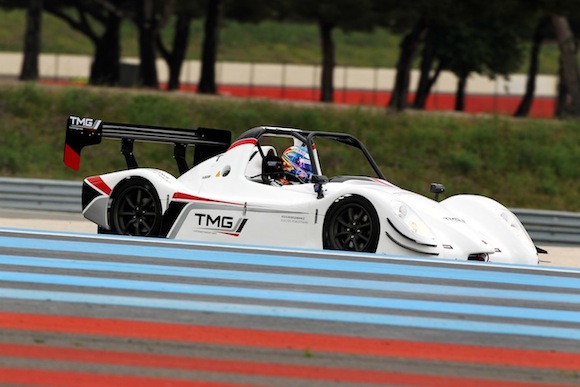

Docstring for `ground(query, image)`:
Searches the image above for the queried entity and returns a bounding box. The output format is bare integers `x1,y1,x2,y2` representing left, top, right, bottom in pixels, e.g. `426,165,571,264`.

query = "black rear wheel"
323,195,380,253
110,179,162,236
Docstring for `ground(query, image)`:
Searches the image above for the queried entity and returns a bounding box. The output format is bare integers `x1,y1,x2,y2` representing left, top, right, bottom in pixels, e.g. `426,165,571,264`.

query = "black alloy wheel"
110,179,162,236
323,195,380,253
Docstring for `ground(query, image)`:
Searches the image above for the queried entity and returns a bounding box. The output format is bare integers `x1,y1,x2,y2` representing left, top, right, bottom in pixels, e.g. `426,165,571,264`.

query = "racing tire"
323,195,380,253
109,178,162,237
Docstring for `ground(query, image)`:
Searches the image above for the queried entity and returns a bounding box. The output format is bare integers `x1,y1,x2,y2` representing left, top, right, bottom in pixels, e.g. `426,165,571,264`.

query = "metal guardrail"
0,177,81,213
510,208,580,247
0,177,579,246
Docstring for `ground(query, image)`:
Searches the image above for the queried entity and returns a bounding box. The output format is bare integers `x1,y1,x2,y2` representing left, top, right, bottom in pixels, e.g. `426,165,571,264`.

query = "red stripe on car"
227,138,257,151
86,176,112,195
172,192,240,206
371,177,393,187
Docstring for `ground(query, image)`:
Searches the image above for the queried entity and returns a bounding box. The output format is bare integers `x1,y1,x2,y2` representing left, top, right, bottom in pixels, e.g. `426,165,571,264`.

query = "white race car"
64,116,542,265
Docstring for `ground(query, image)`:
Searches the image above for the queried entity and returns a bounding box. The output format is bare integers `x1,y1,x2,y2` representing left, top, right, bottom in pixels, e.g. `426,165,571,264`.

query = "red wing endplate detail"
63,116,103,171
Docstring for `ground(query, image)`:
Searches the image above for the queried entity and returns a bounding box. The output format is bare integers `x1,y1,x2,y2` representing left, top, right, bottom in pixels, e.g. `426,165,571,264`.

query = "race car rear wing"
63,115,231,174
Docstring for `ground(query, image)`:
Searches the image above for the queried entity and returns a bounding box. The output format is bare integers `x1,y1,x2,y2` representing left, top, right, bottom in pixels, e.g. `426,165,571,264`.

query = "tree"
551,15,580,117
289,0,375,103
90,0,176,88
46,0,185,89
444,23,525,112
198,0,222,94
379,0,536,113
197,0,281,95
375,0,432,111
44,0,124,86
514,16,550,117
89,11,122,85
20,0,43,81
156,1,203,90
412,25,443,109
410,1,529,112
318,18,335,103
135,0,176,88
0,0,43,81
389,18,426,110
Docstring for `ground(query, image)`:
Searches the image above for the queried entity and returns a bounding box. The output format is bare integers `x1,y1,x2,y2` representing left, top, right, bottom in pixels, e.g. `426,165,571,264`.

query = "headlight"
496,209,533,245
390,201,437,245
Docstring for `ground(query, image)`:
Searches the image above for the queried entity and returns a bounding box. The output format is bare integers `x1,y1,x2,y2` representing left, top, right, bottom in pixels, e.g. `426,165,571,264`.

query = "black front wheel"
110,179,162,237
323,195,380,253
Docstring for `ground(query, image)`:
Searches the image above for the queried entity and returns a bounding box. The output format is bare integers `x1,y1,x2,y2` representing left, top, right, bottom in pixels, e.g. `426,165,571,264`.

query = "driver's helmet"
281,145,313,183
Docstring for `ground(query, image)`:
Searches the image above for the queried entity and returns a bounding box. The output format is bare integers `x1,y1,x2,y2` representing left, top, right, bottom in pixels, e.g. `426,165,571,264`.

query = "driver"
280,145,313,184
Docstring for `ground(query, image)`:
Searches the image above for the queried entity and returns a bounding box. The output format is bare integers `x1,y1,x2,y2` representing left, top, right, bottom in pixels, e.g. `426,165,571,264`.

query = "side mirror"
311,175,328,199
311,175,329,184
430,183,445,201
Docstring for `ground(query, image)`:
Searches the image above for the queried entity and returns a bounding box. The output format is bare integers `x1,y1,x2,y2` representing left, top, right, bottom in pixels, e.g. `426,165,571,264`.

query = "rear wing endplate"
63,115,231,174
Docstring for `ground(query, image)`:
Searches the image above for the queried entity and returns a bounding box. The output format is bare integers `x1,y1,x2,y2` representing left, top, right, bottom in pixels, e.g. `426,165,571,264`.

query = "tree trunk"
551,15,580,117
162,14,192,91
20,0,43,81
198,0,222,94
319,20,335,103
136,0,159,88
514,17,546,117
455,73,467,111
388,19,426,111
413,29,441,109
555,58,567,118
89,12,121,86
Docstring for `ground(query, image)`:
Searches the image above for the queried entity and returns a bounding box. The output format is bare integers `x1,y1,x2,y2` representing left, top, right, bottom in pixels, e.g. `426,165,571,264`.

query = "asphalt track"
1,223,580,386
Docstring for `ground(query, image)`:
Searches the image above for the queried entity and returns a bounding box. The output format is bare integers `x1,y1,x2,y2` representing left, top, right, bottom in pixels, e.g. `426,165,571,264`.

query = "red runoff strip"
1,312,579,387
0,367,249,387
1,312,579,370
1,344,574,387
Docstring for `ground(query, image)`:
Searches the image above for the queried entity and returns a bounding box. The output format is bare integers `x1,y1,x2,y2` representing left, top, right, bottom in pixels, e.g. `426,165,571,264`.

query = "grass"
0,83,579,212
0,8,562,73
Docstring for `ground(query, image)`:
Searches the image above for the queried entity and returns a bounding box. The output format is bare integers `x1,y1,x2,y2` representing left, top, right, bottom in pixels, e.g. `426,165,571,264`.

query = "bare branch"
157,0,176,30
92,0,129,19
44,4,97,43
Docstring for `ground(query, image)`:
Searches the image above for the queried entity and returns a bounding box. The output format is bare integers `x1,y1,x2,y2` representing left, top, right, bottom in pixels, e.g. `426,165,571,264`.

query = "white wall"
0,52,557,97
